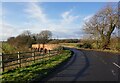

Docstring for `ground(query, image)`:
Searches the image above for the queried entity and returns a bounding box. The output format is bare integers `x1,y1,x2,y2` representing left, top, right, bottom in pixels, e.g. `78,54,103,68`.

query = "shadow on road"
40,48,90,82
71,50,90,82
40,49,77,82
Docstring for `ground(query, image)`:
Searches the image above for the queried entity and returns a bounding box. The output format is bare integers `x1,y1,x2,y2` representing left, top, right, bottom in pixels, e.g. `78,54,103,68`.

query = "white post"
0,53,4,73
17,52,21,68
32,52,35,63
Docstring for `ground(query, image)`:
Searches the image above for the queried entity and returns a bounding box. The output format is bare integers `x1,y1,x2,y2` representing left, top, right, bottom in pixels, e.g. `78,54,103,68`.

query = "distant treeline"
2,29,81,53
49,39,80,44
2,38,80,54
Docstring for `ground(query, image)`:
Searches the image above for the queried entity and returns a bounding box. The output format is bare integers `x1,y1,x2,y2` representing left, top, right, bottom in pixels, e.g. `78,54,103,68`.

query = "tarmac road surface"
40,48,120,82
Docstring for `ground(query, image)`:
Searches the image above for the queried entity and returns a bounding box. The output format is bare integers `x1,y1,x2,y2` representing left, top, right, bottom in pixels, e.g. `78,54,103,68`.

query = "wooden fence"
0,50,58,72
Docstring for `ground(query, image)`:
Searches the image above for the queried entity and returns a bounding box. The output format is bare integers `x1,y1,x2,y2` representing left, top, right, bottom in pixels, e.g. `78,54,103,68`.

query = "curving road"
40,48,120,82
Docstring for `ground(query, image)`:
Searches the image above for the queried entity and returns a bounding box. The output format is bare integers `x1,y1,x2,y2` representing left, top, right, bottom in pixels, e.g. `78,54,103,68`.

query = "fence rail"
0,50,58,72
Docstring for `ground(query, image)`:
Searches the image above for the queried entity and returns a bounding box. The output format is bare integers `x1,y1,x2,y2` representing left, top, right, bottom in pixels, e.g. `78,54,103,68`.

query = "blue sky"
1,2,117,41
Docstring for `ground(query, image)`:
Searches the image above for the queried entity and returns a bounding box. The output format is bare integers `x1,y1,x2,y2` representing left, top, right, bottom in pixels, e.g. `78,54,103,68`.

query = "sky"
0,2,118,41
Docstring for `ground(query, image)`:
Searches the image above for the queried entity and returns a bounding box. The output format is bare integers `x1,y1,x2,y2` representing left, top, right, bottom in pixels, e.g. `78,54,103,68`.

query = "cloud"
0,7,22,41
25,2,48,23
0,3,2,24
83,14,93,22
25,3,81,35
0,22,21,41
61,9,79,24
0,8,13,40
0,2,2,16
2,2,83,41
25,3,80,26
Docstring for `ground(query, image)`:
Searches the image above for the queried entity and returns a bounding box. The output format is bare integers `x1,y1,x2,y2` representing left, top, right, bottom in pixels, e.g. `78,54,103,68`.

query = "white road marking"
113,62,120,69
111,70,116,76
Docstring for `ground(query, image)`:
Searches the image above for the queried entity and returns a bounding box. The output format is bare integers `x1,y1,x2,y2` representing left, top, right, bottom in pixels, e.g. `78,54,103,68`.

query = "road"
40,48,120,82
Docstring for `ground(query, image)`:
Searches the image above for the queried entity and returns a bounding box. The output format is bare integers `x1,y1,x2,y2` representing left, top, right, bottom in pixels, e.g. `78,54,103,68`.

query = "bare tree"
83,5,118,49
20,30,31,37
37,30,52,49
7,30,34,50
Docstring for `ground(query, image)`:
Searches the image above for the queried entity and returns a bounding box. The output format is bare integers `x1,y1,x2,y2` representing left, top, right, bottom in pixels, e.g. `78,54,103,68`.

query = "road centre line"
113,62,120,69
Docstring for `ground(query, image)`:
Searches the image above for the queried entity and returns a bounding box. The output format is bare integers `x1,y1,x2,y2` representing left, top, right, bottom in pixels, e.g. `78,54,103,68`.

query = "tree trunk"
102,37,110,50
102,24,115,50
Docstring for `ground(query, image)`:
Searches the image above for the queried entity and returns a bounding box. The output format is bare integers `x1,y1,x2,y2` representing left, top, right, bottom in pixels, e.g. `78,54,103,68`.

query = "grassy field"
59,43,120,53
59,43,81,48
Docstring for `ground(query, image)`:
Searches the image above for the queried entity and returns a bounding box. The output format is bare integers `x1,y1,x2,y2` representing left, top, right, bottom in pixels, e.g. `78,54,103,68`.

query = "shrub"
82,43,92,49
116,43,120,51
76,44,83,48
77,43,92,49
2,43,16,54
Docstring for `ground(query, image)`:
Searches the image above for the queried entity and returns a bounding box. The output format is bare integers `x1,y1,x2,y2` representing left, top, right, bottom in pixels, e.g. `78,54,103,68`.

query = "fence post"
17,52,21,68
32,51,35,63
0,53,4,73
48,50,50,60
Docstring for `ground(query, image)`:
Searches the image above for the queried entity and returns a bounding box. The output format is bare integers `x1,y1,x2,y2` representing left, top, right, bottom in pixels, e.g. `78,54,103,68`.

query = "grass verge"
77,48,120,54
1,50,72,83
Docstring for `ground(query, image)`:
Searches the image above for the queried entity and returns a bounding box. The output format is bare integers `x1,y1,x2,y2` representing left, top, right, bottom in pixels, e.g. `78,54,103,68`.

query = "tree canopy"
83,5,118,49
